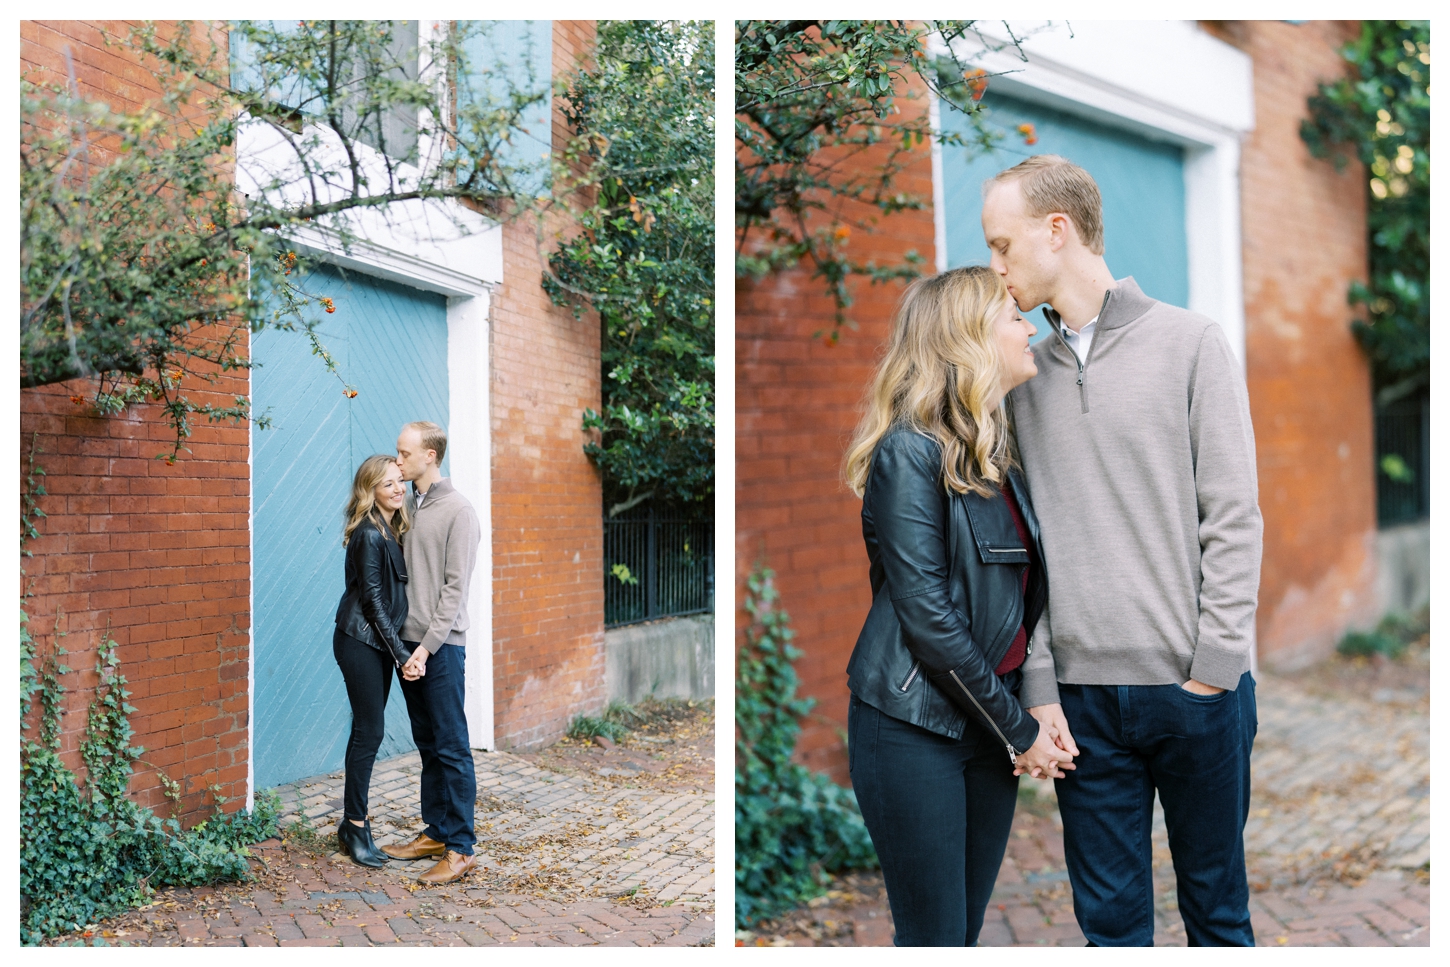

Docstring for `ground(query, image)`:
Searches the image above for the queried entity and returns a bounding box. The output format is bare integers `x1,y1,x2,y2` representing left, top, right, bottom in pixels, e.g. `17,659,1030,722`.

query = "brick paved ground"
48,704,715,947
742,652,1430,947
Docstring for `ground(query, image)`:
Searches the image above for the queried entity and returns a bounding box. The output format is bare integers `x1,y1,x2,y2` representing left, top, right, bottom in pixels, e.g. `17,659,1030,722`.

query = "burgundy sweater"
994,485,1032,676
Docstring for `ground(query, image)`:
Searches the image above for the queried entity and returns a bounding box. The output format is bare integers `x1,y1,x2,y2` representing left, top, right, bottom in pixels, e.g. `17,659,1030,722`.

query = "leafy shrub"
735,566,877,927
548,20,715,512
20,618,279,945
1337,608,1428,660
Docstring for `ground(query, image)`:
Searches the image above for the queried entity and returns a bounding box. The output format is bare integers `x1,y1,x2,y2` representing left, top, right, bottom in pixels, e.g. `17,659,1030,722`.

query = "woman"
332,454,416,867
842,265,1074,946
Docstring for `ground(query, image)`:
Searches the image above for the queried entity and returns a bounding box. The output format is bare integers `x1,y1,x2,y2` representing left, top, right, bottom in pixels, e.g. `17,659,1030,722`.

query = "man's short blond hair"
987,154,1105,255
404,420,447,465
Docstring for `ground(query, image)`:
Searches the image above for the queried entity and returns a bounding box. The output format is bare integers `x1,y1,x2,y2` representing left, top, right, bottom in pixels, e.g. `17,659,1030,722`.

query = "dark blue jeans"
397,642,476,856
848,688,1020,946
333,629,394,822
1055,671,1258,946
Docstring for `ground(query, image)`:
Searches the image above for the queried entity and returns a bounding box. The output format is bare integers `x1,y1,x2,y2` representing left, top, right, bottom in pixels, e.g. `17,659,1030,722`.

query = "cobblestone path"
51,726,715,946
281,747,715,910
744,662,1430,947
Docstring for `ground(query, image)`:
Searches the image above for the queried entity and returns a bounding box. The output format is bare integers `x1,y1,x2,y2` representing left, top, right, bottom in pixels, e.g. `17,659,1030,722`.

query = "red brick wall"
1205,20,1379,669
736,70,938,782
488,20,607,751
737,23,1380,780
20,21,250,821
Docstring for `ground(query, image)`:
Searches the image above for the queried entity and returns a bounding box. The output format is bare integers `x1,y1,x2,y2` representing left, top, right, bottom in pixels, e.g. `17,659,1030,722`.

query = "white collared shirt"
1061,315,1099,365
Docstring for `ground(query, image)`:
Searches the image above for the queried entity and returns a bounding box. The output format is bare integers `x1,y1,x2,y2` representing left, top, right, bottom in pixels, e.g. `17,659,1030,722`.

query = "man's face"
395,428,435,482
981,179,1059,312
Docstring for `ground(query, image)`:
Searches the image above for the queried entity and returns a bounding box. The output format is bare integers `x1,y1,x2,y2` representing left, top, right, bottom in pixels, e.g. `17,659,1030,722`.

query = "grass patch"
280,818,335,858
567,700,646,742
567,697,711,743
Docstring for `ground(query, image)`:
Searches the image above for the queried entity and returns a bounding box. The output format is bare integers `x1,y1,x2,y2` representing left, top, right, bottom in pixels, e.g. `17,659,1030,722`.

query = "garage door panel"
331,267,451,469
253,263,450,788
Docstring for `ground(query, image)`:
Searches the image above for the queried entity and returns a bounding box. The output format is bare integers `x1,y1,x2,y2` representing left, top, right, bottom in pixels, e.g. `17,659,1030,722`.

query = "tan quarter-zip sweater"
401,477,481,655
1008,277,1262,703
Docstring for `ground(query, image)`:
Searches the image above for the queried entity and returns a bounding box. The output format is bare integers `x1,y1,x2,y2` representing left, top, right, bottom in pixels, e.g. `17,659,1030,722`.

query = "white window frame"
242,20,499,807
930,21,1255,366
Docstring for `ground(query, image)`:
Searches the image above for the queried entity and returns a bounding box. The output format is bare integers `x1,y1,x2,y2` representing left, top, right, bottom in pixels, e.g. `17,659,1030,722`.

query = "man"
381,420,483,886
983,155,1263,946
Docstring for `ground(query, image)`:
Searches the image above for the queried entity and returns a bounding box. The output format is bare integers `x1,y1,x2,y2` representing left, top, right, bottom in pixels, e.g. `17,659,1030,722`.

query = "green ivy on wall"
735,566,877,927
1301,20,1429,405
20,439,279,945
19,614,281,945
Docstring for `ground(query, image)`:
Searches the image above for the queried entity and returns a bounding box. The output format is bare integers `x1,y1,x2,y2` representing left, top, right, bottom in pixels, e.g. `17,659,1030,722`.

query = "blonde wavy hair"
343,454,411,546
844,265,1017,498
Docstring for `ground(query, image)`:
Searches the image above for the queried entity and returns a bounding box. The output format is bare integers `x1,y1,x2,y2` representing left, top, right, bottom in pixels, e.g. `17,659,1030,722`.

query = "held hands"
401,645,429,681
1016,703,1080,780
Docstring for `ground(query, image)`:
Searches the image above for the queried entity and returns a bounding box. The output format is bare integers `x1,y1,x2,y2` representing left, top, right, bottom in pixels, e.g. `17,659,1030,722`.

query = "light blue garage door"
940,92,1190,335
252,262,449,789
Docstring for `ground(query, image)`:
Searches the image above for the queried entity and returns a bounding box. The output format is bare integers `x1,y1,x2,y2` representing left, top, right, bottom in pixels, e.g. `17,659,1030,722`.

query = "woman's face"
374,462,406,515
994,298,1039,394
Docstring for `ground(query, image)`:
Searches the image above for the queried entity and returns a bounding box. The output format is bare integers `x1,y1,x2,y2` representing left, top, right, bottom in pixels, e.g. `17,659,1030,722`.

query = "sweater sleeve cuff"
1018,664,1061,709
421,634,446,656
1188,639,1250,691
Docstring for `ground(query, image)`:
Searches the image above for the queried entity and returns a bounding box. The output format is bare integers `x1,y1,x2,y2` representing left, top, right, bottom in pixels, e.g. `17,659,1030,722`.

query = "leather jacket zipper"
949,669,1020,766
899,660,920,692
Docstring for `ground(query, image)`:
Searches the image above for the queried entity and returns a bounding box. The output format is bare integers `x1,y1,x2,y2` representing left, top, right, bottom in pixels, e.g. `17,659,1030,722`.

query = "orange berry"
964,68,989,101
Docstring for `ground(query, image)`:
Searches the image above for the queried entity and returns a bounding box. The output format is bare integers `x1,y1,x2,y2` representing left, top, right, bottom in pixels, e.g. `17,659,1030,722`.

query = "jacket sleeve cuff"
1188,639,1250,691
1018,664,1061,709
1005,714,1039,756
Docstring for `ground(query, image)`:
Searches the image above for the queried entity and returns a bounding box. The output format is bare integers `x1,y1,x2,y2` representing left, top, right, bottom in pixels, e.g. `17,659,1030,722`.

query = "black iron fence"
604,506,713,627
1375,394,1430,526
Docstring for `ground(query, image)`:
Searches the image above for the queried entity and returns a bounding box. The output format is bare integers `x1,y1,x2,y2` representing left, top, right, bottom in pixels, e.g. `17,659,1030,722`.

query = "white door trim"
239,136,499,803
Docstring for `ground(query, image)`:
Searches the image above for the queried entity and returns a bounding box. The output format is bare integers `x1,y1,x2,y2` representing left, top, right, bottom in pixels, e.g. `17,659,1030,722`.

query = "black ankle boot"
338,820,385,868
356,819,391,864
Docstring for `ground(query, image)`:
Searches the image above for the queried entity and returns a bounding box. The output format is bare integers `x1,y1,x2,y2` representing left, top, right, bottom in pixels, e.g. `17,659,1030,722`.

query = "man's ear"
1047,212,1074,252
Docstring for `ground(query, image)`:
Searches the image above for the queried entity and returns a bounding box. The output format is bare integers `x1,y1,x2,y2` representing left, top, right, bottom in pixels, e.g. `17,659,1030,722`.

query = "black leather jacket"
846,428,1048,761
334,518,411,667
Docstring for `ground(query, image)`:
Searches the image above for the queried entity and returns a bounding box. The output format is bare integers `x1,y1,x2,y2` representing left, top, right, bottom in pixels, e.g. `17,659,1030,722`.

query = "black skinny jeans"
332,628,394,822
848,674,1022,946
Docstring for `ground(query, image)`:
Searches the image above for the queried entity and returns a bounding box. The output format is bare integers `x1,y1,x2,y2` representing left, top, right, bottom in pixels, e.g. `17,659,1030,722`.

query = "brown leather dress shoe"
417,850,477,885
380,832,446,860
